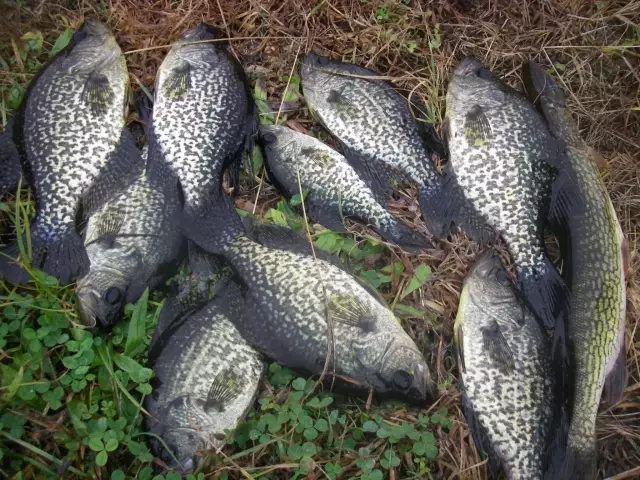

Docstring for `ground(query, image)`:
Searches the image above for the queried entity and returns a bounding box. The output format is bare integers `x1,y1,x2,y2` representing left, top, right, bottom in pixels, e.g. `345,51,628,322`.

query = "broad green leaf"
401,264,432,299
49,28,72,57
124,289,148,357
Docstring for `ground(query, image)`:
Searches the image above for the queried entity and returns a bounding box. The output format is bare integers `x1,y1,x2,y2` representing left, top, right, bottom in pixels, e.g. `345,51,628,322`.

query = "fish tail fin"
181,193,245,255
418,182,454,238
517,258,569,329
380,219,433,253
0,226,88,285
0,118,23,193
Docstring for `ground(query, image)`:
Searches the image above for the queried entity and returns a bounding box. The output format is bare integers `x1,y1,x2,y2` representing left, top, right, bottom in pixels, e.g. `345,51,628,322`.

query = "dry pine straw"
1,0,639,478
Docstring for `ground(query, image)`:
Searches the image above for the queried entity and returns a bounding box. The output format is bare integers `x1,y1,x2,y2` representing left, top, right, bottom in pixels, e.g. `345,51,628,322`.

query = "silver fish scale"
153,53,248,207
313,82,438,186
25,55,127,239
224,236,416,383
148,299,262,446
447,98,554,274
83,147,181,276
457,280,553,478
264,127,395,232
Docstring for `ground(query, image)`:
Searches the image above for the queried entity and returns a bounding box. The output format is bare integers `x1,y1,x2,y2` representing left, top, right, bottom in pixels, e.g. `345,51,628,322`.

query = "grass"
1,0,639,479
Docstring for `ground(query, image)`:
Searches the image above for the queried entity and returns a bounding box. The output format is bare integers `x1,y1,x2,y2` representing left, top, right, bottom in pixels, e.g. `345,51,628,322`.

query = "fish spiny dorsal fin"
83,72,115,116
84,209,126,246
463,105,492,146
205,367,243,412
327,293,376,331
163,62,191,100
481,319,515,374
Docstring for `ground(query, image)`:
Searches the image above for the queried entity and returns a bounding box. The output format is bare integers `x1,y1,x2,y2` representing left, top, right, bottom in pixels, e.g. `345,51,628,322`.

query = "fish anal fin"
306,196,348,233
339,142,391,205
463,105,492,146
83,72,115,116
602,342,627,405
205,367,243,412
81,128,142,217
481,320,515,373
163,62,191,100
327,293,376,331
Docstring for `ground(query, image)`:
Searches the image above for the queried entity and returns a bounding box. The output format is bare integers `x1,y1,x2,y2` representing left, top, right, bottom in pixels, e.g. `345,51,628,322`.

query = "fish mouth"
453,58,493,80
469,250,502,280
181,23,222,42
411,362,436,402
76,288,99,329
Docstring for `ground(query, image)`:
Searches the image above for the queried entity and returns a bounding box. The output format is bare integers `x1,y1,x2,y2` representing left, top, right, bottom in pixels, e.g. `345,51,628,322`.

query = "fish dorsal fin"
205,367,243,412
327,292,376,331
481,320,515,373
163,62,191,100
463,105,492,146
84,210,126,246
83,72,115,116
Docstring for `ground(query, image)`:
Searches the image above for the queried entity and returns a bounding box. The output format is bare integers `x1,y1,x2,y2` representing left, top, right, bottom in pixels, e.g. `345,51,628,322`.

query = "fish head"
356,331,435,402
165,23,226,66
149,426,207,472
463,251,523,327
76,240,145,328
65,20,122,74
447,58,508,112
259,124,302,160
148,395,222,472
301,53,355,116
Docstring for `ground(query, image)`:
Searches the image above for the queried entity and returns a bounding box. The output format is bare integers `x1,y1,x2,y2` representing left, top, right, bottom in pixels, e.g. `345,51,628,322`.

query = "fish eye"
72,31,88,44
262,132,277,143
104,287,123,305
318,56,329,66
476,67,493,81
496,269,511,287
392,370,413,390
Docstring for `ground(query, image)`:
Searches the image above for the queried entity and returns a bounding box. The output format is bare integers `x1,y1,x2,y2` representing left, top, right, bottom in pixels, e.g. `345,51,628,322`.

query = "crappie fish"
148,23,257,255
524,63,627,479
76,146,185,329
0,20,139,284
444,58,568,329
146,276,263,472
196,194,435,403
259,125,430,252
454,251,556,479
300,53,448,237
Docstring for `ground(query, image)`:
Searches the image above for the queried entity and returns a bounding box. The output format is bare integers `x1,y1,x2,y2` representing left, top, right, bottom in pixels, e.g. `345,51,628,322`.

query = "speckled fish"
146,275,263,472
259,125,430,252
454,251,556,479
0,20,139,284
201,195,435,403
76,145,185,329
148,23,257,255
524,63,627,479
300,53,448,237
444,58,568,329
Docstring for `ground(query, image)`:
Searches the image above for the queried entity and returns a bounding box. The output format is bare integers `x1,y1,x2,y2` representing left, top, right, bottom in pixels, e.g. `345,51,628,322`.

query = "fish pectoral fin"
408,95,447,159
602,343,627,405
0,117,25,194
83,72,115,116
81,128,143,218
327,293,376,331
481,320,515,373
463,105,492,145
163,62,191,99
84,209,127,246
205,367,244,412
548,164,586,230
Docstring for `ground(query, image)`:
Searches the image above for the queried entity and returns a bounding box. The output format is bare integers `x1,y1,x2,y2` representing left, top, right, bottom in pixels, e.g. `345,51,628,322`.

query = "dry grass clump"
1,0,639,478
